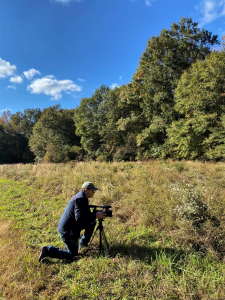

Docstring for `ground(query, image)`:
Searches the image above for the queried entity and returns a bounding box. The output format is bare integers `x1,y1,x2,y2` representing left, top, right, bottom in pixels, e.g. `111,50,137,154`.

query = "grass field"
1,160,225,299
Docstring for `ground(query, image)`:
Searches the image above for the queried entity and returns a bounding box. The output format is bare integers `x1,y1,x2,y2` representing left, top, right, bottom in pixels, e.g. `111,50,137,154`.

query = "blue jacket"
57,190,96,236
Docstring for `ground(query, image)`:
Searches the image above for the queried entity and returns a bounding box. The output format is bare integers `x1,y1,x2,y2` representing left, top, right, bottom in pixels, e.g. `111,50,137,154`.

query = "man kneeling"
38,182,107,262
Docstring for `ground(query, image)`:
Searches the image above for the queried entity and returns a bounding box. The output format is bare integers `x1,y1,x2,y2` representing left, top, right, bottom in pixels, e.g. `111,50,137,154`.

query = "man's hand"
96,210,107,219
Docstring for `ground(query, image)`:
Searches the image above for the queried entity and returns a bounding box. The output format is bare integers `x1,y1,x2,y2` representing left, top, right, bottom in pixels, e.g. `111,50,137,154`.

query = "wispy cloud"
27,75,82,100
218,27,225,36
196,0,225,25
145,0,153,6
132,0,154,7
52,0,83,4
9,75,23,84
77,78,85,82
7,85,17,90
23,68,41,80
0,58,16,78
110,75,124,89
110,83,120,90
54,0,72,3
0,108,12,112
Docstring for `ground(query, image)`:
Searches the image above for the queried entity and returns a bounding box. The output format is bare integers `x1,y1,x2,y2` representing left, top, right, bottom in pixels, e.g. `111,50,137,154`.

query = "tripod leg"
100,229,109,256
85,227,98,253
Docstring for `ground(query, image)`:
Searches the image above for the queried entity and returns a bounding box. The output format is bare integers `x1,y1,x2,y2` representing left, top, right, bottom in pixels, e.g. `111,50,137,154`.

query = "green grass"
0,161,225,299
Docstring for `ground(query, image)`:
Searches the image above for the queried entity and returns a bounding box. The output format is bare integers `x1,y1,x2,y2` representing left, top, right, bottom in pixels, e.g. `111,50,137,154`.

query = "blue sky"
0,0,225,114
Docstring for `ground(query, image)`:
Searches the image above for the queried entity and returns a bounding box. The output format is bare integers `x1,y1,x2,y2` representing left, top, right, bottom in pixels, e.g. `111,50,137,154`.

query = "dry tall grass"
0,160,225,299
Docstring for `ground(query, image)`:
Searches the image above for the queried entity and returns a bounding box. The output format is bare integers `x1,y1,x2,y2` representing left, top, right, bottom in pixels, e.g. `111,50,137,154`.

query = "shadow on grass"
39,230,188,266
40,244,189,267
109,243,189,264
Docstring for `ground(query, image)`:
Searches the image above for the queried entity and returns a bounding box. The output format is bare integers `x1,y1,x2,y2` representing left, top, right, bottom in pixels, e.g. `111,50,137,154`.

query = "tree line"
1,17,225,164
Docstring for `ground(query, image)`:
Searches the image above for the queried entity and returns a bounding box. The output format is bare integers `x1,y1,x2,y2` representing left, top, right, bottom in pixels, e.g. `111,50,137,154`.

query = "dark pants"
46,221,96,260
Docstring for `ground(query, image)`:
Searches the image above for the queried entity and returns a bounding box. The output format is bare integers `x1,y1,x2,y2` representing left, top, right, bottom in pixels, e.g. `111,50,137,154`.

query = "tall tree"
118,17,219,158
97,86,137,161
0,110,35,163
74,85,134,161
29,105,80,162
167,51,225,159
10,108,42,139
74,85,109,158
0,124,10,164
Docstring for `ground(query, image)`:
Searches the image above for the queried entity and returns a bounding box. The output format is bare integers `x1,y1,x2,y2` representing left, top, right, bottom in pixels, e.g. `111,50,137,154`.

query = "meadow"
0,160,225,299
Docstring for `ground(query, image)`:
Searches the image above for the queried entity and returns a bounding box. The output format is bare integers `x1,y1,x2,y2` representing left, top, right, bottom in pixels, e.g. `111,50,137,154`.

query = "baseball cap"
82,182,99,191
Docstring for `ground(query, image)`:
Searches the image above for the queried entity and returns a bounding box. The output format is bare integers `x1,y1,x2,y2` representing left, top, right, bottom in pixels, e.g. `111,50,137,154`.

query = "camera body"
89,204,112,218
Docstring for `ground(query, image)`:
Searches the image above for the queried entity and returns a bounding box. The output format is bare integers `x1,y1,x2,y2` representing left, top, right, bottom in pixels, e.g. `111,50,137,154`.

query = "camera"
89,204,112,218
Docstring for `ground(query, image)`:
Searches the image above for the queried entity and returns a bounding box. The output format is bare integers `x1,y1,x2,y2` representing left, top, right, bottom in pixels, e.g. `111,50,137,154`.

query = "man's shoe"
38,246,48,262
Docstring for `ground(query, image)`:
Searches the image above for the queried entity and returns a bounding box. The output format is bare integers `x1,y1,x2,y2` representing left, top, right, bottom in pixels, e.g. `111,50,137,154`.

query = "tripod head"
89,204,112,218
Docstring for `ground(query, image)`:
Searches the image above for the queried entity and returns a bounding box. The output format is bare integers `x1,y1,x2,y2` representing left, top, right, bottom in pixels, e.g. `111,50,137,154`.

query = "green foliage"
174,160,186,173
0,111,35,163
74,86,108,156
0,19,223,163
29,105,80,162
0,124,10,163
74,85,129,160
10,108,42,139
118,17,219,158
168,51,225,159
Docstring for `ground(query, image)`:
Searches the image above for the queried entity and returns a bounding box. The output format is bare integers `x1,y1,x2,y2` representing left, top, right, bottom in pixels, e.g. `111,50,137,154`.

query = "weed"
174,160,186,173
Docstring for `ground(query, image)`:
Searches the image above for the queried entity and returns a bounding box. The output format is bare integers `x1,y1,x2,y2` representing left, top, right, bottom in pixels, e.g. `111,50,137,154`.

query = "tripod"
87,219,109,256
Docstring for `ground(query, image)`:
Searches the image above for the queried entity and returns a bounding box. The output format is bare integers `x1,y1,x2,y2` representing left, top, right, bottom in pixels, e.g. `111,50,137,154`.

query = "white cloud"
7,85,17,90
53,0,83,3
119,76,123,82
219,27,225,36
132,0,154,6
27,75,82,100
145,0,152,6
54,0,72,3
0,108,12,112
0,58,16,78
23,68,41,80
9,75,23,84
77,78,85,82
110,83,120,89
196,0,225,25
